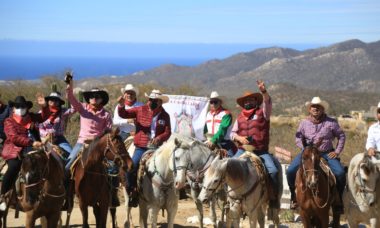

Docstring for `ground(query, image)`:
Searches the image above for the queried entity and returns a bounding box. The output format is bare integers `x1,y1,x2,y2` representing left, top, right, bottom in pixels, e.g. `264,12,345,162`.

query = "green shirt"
204,114,232,144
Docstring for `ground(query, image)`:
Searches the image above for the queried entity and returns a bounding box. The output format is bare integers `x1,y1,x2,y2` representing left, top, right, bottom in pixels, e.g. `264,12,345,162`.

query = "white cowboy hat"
45,92,65,106
305,97,329,111
209,91,225,101
121,84,139,96
377,102,380,109
145,89,169,103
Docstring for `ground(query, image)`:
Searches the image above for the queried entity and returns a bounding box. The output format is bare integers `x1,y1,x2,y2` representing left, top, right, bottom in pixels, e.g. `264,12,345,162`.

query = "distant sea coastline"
0,56,207,80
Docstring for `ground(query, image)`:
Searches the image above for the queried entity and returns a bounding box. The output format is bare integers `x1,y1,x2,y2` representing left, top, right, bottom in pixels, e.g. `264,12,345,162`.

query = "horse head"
301,138,322,190
172,137,194,189
198,152,226,203
20,149,49,205
103,128,133,172
353,153,380,210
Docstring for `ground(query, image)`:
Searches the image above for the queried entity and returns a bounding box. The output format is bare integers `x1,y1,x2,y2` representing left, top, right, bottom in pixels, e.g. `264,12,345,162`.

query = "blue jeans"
219,140,236,157
119,131,131,142
127,146,148,192
55,135,72,157
286,150,346,196
233,149,279,191
65,143,83,172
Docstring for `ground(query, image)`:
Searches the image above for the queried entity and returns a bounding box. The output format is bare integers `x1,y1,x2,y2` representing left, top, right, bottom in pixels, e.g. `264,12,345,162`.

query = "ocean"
0,56,206,80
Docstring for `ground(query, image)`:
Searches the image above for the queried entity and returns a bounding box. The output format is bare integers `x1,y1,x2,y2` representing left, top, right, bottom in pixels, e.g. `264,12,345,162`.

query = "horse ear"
112,127,120,137
174,138,181,147
301,136,307,148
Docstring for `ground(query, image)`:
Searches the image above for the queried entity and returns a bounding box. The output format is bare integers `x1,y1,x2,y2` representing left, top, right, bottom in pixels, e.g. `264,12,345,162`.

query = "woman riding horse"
286,97,346,213
117,89,171,207
38,91,73,157
230,80,280,208
0,96,49,210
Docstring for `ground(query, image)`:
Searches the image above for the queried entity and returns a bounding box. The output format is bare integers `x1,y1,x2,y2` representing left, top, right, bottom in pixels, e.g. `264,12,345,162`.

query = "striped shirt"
295,116,346,154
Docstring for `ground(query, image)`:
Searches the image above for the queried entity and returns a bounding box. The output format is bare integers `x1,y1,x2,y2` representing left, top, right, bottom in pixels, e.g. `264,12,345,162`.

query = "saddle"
238,152,266,184
319,158,336,187
137,150,155,190
69,143,91,177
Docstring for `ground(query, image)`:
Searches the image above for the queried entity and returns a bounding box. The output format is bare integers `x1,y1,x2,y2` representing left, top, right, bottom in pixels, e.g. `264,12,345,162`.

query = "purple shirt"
295,116,346,154
67,87,112,144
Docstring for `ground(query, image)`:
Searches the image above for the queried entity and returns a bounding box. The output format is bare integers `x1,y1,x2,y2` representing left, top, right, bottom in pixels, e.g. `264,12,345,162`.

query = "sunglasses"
14,104,27,109
210,100,219,105
89,94,101,99
310,105,323,110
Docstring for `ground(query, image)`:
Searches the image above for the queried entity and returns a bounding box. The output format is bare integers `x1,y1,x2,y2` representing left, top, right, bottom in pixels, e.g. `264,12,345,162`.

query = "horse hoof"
124,221,130,228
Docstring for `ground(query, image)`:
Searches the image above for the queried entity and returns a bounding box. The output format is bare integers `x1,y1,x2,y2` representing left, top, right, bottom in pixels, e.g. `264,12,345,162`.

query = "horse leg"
299,210,312,228
110,207,117,228
210,196,217,228
331,208,340,228
248,211,258,228
122,186,131,228
139,201,148,228
257,205,266,228
167,198,178,228
98,204,109,228
25,212,36,228
191,188,204,228
229,201,241,228
369,218,378,228
150,207,160,228
79,202,89,228
93,204,100,227
46,212,61,228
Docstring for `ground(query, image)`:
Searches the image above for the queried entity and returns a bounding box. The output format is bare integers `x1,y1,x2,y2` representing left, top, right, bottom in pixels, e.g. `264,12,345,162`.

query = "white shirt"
150,113,160,139
113,101,144,133
366,121,380,151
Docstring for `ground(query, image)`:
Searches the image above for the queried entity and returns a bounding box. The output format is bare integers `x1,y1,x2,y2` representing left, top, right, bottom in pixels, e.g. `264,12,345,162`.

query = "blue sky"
0,0,379,44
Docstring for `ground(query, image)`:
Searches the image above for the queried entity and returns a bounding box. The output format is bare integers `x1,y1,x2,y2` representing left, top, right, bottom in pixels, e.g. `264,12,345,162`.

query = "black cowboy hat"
8,96,33,109
45,92,65,106
82,88,109,106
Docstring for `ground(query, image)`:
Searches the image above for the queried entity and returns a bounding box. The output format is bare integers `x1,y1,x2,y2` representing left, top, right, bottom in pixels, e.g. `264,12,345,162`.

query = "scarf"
308,114,327,124
242,108,256,119
12,113,33,129
89,104,103,113
125,99,136,107
48,106,61,123
210,107,223,116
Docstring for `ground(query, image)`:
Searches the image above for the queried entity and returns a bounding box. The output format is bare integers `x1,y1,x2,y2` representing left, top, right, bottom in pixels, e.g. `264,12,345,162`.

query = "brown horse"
72,128,133,228
296,139,340,228
0,145,66,228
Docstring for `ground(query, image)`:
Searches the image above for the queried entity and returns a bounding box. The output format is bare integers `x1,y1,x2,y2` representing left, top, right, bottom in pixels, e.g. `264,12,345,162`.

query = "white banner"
163,95,209,140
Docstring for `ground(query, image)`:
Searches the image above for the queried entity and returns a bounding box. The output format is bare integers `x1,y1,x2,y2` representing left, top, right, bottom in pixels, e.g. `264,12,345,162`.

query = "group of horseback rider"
0,75,379,215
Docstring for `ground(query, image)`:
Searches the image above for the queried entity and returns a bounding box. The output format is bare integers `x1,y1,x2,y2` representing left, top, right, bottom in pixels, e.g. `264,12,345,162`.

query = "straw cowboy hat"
145,89,169,103
121,84,139,96
45,92,65,106
82,88,109,106
305,97,329,111
8,96,33,109
236,91,263,108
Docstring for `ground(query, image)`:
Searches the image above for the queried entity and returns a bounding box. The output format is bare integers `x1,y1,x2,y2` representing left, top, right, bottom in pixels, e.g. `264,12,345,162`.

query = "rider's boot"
289,187,298,210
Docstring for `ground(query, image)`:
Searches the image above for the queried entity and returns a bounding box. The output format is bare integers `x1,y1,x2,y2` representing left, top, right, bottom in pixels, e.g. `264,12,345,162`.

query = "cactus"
51,83,58,93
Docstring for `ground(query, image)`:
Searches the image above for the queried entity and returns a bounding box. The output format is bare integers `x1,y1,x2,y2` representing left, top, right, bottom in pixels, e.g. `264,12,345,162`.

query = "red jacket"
118,105,171,148
2,109,48,160
236,108,270,151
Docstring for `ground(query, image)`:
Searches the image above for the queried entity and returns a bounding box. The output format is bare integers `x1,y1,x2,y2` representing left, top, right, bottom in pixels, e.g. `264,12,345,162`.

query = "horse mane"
360,153,377,174
226,158,250,183
82,130,111,166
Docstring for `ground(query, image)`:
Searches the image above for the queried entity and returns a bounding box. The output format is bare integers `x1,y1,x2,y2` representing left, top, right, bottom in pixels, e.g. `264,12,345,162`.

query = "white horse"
199,152,282,228
172,136,224,228
343,152,380,227
137,135,191,228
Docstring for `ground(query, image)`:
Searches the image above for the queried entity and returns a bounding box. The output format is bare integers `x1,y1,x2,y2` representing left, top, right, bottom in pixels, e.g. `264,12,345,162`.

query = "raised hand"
117,95,125,107
256,80,266,93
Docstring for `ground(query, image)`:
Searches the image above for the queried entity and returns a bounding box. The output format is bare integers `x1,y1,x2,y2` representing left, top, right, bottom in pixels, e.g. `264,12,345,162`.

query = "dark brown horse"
0,145,66,228
296,139,340,228
72,128,133,228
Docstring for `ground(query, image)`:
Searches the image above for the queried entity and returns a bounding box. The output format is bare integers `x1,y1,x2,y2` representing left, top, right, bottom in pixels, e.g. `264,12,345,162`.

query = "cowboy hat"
145,89,169,103
305,97,329,111
209,91,225,102
45,92,65,106
82,88,109,106
236,91,263,108
378,102,380,109
8,96,33,109
121,84,139,96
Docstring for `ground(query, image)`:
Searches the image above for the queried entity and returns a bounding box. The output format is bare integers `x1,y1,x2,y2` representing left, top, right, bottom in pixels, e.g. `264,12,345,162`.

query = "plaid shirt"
295,116,346,154
38,108,73,137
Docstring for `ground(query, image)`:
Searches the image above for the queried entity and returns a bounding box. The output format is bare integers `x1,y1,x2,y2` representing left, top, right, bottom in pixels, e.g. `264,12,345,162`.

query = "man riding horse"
117,89,171,207
204,91,236,157
286,97,346,213
230,80,281,208
366,102,380,157
113,84,143,141
0,96,49,211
